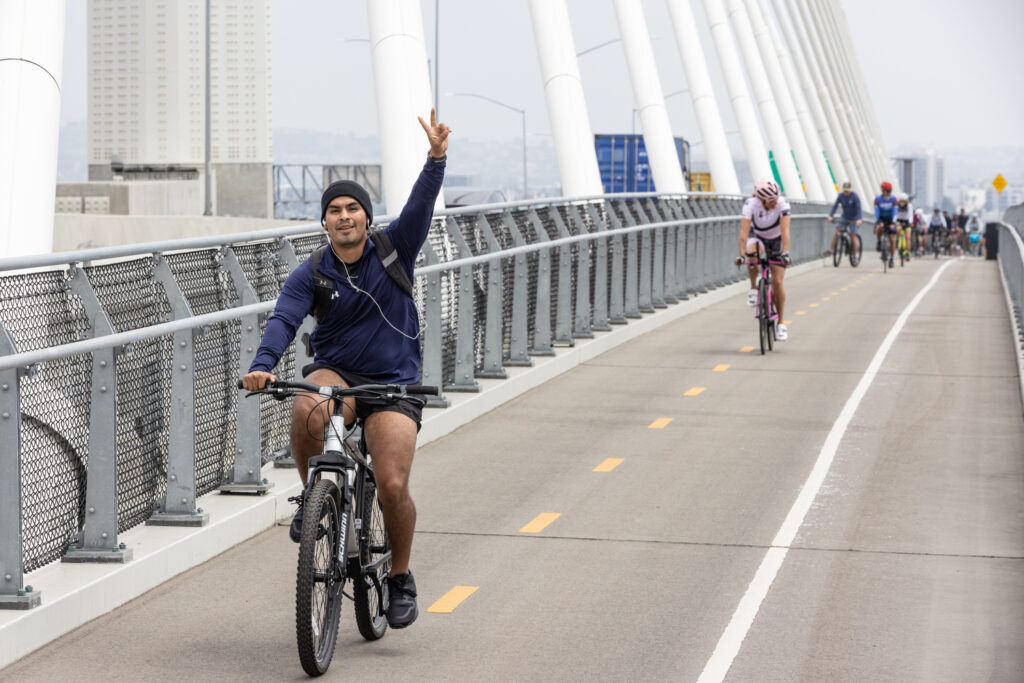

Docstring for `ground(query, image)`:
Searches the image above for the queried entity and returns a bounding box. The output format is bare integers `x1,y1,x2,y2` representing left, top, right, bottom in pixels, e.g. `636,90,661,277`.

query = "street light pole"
204,0,212,216
447,92,528,199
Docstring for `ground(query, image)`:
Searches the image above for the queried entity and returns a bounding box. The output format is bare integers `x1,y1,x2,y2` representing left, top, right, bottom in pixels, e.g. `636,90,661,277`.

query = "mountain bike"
239,379,437,677
736,253,779,355
832,224,861,268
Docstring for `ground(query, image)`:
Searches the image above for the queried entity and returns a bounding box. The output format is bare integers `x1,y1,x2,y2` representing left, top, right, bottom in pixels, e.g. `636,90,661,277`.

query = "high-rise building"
87,0,272,217
892,151,945,210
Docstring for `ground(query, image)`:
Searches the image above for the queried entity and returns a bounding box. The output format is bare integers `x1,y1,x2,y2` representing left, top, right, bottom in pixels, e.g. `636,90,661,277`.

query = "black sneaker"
386,572,418,629
287,493,304,543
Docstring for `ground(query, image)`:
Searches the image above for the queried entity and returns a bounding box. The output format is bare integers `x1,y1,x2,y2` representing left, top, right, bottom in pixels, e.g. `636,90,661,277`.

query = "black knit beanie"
320,180,373,227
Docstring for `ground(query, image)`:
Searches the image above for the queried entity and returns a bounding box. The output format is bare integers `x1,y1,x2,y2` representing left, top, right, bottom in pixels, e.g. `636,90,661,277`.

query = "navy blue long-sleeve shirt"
250,157,445,384
829,191,862,221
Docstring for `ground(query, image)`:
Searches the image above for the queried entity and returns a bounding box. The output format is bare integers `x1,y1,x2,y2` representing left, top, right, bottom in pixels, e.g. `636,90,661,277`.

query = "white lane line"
698,260,956,683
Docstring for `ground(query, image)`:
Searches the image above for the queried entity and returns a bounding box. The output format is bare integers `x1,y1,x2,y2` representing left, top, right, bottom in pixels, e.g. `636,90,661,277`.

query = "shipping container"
594,134,689,194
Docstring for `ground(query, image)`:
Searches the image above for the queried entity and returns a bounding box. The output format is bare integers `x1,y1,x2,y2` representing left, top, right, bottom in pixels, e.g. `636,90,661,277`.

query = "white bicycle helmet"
753,178,780,201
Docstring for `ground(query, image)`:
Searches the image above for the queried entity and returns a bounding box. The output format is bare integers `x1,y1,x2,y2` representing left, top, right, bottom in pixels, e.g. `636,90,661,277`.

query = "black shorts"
301,362,424,430
746,235,786,266
878,218,897,233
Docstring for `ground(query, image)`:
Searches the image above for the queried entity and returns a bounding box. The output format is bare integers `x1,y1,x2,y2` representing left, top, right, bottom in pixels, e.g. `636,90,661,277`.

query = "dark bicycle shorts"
746,235,786,266
878,218,897,233
301,362,424,430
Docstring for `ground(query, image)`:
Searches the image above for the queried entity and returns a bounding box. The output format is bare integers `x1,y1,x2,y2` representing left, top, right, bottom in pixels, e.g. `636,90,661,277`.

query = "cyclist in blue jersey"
874,181,898,267
242,109,451,630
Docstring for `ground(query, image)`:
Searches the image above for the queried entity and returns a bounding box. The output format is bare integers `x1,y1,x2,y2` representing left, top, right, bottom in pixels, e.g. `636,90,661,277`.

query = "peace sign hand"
418,108,451,159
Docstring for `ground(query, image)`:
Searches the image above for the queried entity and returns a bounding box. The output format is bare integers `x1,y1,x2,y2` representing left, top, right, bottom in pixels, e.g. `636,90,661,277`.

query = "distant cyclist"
894,193,914,260
912,209,927,256
825,180,862,258
874,181,898,267
928,208,947,254
738,179,791,341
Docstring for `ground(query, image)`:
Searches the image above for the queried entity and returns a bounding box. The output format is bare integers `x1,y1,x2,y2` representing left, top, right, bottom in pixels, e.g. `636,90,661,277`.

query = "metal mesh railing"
0,193,833,579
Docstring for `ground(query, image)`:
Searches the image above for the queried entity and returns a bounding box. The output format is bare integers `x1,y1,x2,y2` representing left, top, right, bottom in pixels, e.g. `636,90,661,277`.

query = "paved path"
4,256,1022,682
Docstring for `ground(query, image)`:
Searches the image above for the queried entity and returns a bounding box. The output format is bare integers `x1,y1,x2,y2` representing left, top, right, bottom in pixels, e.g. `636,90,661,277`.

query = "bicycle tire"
353,465,391,641
296,478,344,677
767,295,775,351
850,235,861,267
881,237,889,273
758,278,768,355
832,237,842,267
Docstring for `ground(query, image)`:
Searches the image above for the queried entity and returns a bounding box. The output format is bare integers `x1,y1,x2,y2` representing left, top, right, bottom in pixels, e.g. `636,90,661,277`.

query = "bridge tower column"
665,0,741,195
0,0,66,257
528,0,604,197
612,0,686,194
366,0,444,215
700,0,773,188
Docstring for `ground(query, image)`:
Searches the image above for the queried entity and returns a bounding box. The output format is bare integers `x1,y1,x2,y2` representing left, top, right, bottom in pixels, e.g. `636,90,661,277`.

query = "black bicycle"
832,225,861,268
736,253,779,355
239,379,437,677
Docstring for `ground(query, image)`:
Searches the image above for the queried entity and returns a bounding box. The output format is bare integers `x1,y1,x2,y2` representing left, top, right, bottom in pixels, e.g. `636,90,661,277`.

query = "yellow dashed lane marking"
796,311,807,316
783,319,792,324
684,387,706,397
831,291,839,295
713,364,730,372
427,585,479,613
519,512,561,534
822,297,831,301
648,417,673,429
841,287,848,291
739,346,755,353
593,458,624,473
809,303,819,308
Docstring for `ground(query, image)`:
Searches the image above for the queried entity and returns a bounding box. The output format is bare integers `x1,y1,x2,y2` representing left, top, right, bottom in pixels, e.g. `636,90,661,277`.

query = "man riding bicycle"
241,109,451,630
928,208,947,254
894,192,914,261
739,178,791,341
825,180,862,258
874,181,898,267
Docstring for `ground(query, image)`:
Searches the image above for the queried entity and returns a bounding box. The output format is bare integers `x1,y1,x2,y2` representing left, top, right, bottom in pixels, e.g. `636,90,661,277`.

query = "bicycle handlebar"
236,378,439,398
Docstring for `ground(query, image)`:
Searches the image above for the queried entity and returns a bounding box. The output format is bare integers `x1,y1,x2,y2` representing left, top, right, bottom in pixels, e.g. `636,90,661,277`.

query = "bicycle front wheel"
296,478,344,677
850,235,861,267
832,238,842,267
353,465,391,641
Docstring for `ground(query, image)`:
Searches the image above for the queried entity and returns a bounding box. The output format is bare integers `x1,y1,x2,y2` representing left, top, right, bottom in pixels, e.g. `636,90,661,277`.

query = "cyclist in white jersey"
738,179,792,341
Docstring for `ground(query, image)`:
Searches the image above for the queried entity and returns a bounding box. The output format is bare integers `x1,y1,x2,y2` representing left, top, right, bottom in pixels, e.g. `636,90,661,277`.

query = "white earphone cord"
335,244,426,342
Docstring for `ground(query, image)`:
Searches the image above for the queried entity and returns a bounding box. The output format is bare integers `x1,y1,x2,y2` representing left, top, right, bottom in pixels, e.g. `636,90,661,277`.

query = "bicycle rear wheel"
296,478,344,677
899,235,906,266
881,237,889,273
758,279,769,355
353,464,391,641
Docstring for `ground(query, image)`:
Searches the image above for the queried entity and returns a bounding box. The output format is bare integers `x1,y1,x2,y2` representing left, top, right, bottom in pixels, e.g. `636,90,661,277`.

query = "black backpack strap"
302,244,335,357
370,229,414,299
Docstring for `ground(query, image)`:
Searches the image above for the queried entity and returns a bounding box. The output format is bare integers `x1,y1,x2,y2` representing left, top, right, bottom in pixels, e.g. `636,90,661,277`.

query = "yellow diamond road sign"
993,174,1008,194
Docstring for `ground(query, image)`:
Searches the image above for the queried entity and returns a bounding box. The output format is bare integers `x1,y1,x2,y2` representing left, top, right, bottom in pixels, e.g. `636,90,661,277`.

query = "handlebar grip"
406,384,439,396
237,380,245,390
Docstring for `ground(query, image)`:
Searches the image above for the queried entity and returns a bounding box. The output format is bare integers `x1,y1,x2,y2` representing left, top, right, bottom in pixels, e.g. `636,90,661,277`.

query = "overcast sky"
59,0,1024,153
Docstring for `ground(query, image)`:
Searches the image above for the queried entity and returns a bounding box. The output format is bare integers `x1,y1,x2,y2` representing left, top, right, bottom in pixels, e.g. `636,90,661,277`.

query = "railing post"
147,254,209,526
604,204,628,323
502,213,534,365
546,208,575,345
219,247,273,494
0,325,40,609
644,199,668,308
276,239,315,371
473,215,508,379
526,209,555,355
659,200,680,304
62,266,132,563
632,202,655,312
566,206,593,339
443,218,480,392
584,203,611,331
667,200,689,300
618,205,643,318
418,240,450,406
